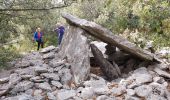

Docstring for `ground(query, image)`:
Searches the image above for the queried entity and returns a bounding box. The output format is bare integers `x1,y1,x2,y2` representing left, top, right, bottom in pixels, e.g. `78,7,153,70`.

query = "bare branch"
0,4,69,12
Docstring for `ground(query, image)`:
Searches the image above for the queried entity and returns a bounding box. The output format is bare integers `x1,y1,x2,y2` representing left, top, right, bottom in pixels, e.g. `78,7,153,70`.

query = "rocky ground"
0,45,170,100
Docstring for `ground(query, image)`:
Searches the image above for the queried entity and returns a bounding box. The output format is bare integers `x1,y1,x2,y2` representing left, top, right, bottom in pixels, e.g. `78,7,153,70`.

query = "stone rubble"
0,45,170,100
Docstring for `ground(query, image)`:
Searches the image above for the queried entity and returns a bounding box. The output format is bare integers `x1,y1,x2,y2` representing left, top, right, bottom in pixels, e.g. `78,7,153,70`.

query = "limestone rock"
21,75,33,80
47,92,57,100
9,73,21,84
43,52,55,59
41,46,56,53
57,90,76,100
30,76,44,83
49,60,65,68
111,86,126,96
80,87,95,99
126,89,135,96
154,67,170,79
153,76,165,84
96,95,115,100
0,77,9,84
134,85,152,98
34,66,48,73
51,81,63,88
11,81,34,94
58,25,90,84
19,61,31,68
41,73,60,81
36,82,52,91
130,67,152,84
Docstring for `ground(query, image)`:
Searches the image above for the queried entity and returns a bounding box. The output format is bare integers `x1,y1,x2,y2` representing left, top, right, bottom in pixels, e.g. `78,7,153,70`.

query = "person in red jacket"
33,27,44,50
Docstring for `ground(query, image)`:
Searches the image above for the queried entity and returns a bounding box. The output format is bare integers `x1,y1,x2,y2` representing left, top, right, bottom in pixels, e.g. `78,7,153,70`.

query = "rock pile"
0,13,170,100
0,46,170,100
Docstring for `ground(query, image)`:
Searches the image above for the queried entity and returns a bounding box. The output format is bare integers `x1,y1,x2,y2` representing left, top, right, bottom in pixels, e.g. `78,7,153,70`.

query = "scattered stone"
134,85,152,98
11,81,34,94
54,65,64,72
9,73,21,84
41,73,60,81
153,76,165,84
30,76,44,83
125,95,140,100
21,75,33,80
41,46,56,53
126,89,135,96
80,87,94,99
0,77,9,84
47,92,57,100
34,66,48,73
130,67,153,84
49,60,65,68
33,89,43,96
111,86,126,96
15,67,35,75
36,82,52,91
43,52,55,59
154,67,170,79
51,81,63,88
96,95,115,100
57,90,76,100
20,61,31,68
25,89,33,95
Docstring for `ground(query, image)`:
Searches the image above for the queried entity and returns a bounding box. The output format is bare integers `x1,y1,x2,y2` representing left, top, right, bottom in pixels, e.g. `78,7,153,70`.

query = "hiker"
33,27,44,50
55,24,65,46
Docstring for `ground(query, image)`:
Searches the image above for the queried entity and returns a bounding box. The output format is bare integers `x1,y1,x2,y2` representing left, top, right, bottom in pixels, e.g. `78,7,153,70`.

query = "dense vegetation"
0,0,170,67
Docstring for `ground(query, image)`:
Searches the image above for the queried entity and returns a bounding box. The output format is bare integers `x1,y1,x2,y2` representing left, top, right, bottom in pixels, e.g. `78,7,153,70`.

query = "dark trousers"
36,39,44,50
58,33,64,45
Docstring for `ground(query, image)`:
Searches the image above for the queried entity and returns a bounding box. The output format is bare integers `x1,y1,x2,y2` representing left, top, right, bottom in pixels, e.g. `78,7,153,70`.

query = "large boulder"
58,25,90,85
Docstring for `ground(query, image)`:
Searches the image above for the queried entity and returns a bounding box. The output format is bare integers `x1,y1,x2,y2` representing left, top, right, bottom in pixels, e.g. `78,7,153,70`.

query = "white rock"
21,75,33,80
30,76,44,83
41,73,60,81
126,89,135,96
11,81,34,94
80,87,94,99
111,86,126,96
9,73,21,84
41,46,56,53
51,81,63,88
49,60,65,68
36,82,52,91
146,94,167,100
19,94,34,100
47,92,57,100
134,85,152,98
34,66,48,73
125,95,140,100
153,77,165,84
33,89,43,96
96,95,115,100
0,77,9,84
131,67,153,84
43,52,55,59
57,90,76,100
